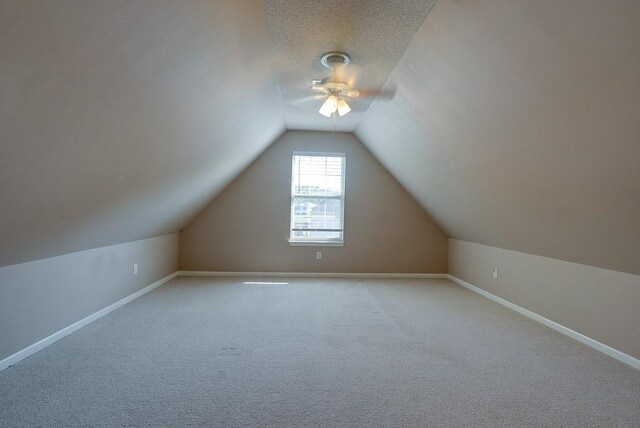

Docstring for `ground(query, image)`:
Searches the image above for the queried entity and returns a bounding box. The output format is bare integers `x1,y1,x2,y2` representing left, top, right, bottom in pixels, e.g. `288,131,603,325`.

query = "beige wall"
0,234,179,361
449,239,640,360
180,131,447,273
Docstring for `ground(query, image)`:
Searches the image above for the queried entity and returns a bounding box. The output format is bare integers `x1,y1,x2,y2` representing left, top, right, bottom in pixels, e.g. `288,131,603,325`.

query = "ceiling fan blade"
288,94,325,106
350,86,396,100
334,63,365,87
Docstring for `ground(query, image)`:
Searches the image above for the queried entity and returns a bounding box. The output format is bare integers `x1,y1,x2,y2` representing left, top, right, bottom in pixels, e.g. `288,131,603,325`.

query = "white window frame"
288,151,346,247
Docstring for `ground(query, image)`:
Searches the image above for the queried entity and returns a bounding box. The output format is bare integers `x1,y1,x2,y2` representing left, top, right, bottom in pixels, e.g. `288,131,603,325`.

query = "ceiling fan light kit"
336,98,351,116
319,95,339,117
318,95,352,118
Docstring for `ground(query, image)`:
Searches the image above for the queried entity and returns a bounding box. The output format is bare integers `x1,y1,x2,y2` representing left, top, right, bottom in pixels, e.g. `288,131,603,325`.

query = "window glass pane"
293,156,343,196
292,197,343,230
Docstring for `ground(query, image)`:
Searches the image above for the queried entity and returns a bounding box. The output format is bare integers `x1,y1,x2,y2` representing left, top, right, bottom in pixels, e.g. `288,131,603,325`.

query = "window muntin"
290,152,346,244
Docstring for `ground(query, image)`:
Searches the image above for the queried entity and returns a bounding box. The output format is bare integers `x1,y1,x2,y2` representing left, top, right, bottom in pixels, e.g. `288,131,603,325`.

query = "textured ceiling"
263,0,436,132
0,0,285,266
356,0,640,275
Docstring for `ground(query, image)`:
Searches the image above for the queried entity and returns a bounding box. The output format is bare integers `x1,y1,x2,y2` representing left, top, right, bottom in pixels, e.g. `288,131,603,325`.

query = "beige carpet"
1,276,639,427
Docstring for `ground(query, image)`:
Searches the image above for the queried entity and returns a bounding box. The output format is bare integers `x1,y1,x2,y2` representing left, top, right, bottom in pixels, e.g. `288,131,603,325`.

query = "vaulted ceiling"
2,0,639,275
0,0,285,266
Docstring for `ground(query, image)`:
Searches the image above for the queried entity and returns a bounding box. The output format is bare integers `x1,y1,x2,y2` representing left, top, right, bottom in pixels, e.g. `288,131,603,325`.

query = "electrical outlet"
133,263,138,275
492,267,498,279
316,251,322,260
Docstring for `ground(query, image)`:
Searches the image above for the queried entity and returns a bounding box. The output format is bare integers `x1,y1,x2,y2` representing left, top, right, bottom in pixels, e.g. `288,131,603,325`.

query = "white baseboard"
446,274,640,371
178,271,448,279
0,271,179,372
6,271,636,373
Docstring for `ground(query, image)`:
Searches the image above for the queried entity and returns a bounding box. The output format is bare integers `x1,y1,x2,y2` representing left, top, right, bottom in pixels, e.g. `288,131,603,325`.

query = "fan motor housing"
320,79,348,92
312,78,360,98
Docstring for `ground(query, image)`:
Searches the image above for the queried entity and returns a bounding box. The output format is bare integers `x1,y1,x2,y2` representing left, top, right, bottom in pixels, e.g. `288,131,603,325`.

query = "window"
289,152,346,245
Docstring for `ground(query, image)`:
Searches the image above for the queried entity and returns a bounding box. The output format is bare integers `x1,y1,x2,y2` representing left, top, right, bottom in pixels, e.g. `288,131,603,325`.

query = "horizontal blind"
290,154,345,242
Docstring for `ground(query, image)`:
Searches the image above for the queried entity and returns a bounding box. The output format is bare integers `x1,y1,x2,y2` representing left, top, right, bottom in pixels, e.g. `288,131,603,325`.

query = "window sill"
288,240,344,247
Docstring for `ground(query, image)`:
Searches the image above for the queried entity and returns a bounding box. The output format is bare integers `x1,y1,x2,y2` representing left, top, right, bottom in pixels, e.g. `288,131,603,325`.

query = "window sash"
290,152,346,243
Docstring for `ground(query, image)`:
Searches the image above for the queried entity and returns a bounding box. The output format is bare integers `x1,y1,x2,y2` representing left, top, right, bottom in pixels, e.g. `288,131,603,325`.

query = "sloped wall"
0,0,284,267
180,131,447,273
356,0,640,276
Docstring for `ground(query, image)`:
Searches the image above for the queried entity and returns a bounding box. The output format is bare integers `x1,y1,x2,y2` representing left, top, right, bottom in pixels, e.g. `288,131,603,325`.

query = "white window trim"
288,241,345,247
288,151,346,245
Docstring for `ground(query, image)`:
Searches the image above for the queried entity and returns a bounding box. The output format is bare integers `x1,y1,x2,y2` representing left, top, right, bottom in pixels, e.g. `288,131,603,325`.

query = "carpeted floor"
1,277,639,427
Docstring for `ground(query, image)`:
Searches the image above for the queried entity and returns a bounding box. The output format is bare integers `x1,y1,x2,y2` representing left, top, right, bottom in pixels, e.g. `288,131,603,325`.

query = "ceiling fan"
313,52,358,117
296,52,376,118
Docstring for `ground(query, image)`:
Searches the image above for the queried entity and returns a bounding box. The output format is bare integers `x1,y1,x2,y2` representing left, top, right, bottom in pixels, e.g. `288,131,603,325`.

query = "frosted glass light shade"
319,95,338,117
337,99,351,117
